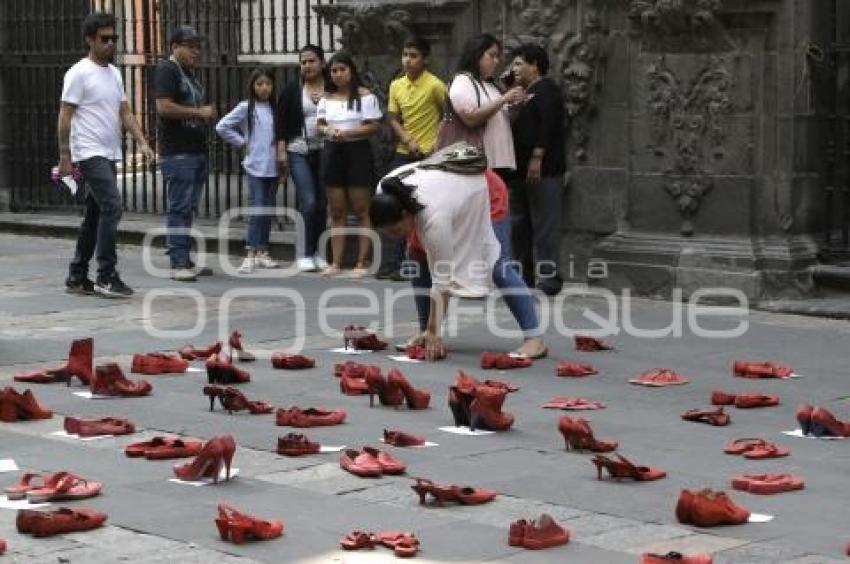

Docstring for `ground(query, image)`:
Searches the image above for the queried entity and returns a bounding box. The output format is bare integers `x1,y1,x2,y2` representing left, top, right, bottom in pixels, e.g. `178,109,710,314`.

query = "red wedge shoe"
640,552,713,564
131,353,188,375
179,341,222,361
228,330,256,362
480,352,533,370
17,507,107,537
276,433,320,456
215,504,283,543
275,406,346,427
731,473,804,495
340,448,383,477
343,325,387,351
575,335,613,351
676,489,749,527
270,353,315,369
510,514,569,549
732,360,793,379
387,368,430,409
591,453,666,481
810,406,850,437
383,429,426,447
205,354,251,385
723,438,789,459
64,416,135,437
681,407,730,426
555,361,598,377
558,416,618,452
629,368,689,386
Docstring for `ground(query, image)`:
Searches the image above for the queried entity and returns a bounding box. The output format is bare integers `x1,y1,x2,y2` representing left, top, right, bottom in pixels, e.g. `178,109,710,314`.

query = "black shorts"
321,139,375,189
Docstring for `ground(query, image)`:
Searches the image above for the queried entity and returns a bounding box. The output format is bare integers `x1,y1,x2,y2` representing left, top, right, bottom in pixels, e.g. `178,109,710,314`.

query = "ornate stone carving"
628,0,731,52
508,0,568,38
646,56,732,235
316,4,414,55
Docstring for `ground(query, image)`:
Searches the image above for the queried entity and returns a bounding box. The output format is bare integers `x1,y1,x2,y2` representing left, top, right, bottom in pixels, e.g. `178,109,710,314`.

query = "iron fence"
2,0,338,217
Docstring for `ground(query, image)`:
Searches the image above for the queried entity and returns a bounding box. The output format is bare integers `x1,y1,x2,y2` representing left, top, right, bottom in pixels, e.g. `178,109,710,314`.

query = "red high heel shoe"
205,354,251,384
387,369,430,409
90,364,152,397
173,435,235,483
228,330,256,362
179,341,222,361
558,416,617,452
591,453,666,481
270,353,314,369
469,385,514,431
410,477,496,506
219,387,273,415
215,504,283,543
366,368,404,408
343,325,387,351
14,338,93,386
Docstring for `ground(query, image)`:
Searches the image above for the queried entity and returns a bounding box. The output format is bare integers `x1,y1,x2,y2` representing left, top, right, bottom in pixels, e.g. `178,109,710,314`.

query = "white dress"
378,164,500,297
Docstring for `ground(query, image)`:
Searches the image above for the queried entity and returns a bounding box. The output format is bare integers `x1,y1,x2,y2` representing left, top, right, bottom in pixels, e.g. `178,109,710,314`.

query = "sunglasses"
98,34,119,44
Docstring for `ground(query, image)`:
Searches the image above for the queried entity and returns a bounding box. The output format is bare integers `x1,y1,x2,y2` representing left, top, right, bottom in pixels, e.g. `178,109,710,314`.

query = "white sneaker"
237,257,256,274
170,268,197,282
255,252,280,269
313,255,329,270
297,257,318,272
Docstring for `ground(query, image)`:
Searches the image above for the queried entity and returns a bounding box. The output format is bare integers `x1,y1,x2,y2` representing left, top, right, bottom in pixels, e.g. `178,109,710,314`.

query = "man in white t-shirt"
57,12,153,298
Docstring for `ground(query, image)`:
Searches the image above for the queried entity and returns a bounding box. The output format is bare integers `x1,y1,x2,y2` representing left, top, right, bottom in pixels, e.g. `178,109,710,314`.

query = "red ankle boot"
469,385,514,431
91,364,152,397
14,338,94,386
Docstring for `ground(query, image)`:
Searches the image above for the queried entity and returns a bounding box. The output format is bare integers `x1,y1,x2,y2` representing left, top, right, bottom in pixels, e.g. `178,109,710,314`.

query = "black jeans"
508,174,564,286
68,157,123,281
379,152,422,273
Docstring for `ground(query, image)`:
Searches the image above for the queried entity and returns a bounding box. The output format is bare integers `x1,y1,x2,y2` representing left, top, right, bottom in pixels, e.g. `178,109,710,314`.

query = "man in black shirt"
508,44,567,296
153,25,217,281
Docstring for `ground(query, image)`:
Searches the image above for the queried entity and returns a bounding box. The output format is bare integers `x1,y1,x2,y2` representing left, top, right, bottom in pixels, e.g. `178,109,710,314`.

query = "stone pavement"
1,233,849,563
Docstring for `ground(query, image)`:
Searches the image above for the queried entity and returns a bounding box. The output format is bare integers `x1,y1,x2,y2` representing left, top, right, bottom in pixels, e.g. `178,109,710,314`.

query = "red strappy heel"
558,416,618,452
591,454,666,481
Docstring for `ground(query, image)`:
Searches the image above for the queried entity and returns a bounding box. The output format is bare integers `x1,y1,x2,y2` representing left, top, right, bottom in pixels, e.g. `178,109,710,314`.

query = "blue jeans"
288,150,327,258
69,157,123,282
409,218,541,337
246,175,278,250
162,153,208,268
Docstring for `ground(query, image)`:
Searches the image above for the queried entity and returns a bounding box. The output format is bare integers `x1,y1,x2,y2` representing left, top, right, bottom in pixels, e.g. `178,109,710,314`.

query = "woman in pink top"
448,34,527,172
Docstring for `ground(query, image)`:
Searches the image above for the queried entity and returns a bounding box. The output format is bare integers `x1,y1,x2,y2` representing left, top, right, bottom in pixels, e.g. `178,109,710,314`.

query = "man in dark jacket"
508,43,567,296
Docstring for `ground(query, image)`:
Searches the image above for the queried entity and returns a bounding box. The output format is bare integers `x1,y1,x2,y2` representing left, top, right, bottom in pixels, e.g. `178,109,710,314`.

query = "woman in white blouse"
316,52,383,278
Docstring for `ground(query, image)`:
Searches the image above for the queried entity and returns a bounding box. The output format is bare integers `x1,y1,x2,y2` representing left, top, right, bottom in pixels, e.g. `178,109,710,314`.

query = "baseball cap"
170,25,201,46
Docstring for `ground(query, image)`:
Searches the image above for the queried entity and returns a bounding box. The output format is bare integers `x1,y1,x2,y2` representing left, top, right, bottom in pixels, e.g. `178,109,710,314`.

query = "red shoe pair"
125,436,203,459
629,368,689,386
275,406,346,427
367,368,430,409
480,351,532,370
203,385,272,414
681,407,730,426
724,438,789,459
0,388,52,422
179,340,222,361
383,429,426,447
640,552,713,564
711,390,779,408
341,530,419,557
131,352,188,375
574,335,614,351
340,447,405,477
91,363,152,397
410,476,496,505
206,354,251,385
448,372,515,431
676,489,749,527
215,504,282,543
731,473,804,495
173,435,236,483
270,353,315,369
6,471,102,503
732,360,793,379
797,403,850,437
13,338,93,385
555,360,598,377
509,514,570,550
228,330,256,361
558,415,618,452
542,396,606,410
276,433,321,456
343,325,387,351
64,416,134,437
17,507,107,537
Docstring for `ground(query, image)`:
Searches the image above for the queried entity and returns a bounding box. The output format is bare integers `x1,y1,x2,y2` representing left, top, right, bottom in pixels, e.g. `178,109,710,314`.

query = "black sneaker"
95,273,134,298
187,260,213,276
65,276,95,296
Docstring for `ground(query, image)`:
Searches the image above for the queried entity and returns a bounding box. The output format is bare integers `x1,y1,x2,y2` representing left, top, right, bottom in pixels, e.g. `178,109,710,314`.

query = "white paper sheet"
72,391,118,400
387,355,422,363
318,445,346,453
169,467,240,486
62,176,78,195
329,347,371,355
0,496,50,510
748,512,774,523
437,426,494,436
186,366,203,373
781,429,846,440
0,459,19,473
50,430,114,441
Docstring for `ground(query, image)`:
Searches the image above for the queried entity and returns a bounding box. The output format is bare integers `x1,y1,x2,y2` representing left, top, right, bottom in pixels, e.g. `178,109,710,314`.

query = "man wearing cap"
153,25,217,282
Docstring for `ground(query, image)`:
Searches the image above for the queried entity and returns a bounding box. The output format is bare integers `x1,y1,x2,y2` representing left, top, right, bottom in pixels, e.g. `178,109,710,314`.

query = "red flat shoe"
480,352,532,370
363,446,406,474
343,325,387,351
558,415,617,452
640,552,713,564
131,352,188,375
228,330,256,362
179,341,222,361
710,389,736,405
91,364,152,397
591,453,666,481
17,507,107,537
574,335,613,351
216,504,282,543
270,353,315,369
734,392,780,409
676,488,749,527
731,473,804,495
340,530,378,550
723,438,789,459
4,472,56,500
511,514,569,549
681,407,730,426
732,360,793,379
25,472,103,503
340,448,383,477
275,406,346,427
64,416,135,437
629,368,689,386
387,368,430,409
124,436,201,459
384,429,426,447
276,433,321,456
542,396,606,410
555,361,598,377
